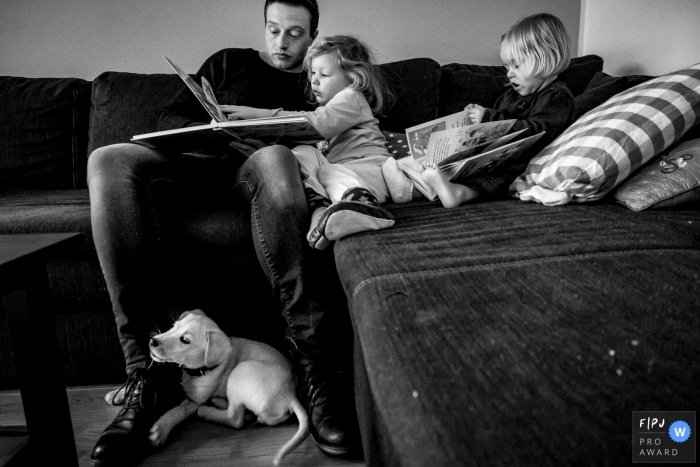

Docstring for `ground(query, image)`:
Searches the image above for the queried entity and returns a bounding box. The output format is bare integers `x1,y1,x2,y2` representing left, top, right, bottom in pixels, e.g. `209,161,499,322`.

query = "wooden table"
0,233,82,466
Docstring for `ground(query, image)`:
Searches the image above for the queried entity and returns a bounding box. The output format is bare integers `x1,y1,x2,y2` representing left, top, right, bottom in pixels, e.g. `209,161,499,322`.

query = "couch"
1,53,699,466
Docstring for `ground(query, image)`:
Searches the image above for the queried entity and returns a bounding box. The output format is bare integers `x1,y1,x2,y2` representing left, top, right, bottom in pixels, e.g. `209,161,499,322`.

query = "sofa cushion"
335,199,700,466
0,76,92,191
376,58,441,133
438,54,604,117
511,63,700,205
88,72,187,155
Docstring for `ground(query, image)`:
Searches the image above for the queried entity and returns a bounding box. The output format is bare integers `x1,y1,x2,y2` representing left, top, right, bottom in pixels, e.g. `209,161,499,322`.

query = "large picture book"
396,111,544,200
131,56,323,155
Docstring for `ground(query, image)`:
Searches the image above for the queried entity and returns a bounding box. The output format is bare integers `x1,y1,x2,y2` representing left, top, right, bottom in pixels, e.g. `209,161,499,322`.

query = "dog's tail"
273,397,309,465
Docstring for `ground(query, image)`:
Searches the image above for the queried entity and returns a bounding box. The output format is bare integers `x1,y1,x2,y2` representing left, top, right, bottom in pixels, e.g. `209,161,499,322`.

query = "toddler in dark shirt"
417,13,574,207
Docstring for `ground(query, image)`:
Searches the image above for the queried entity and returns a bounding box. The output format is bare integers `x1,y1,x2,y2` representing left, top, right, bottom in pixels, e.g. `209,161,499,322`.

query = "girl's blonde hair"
303,35,393,114
500,13,571,79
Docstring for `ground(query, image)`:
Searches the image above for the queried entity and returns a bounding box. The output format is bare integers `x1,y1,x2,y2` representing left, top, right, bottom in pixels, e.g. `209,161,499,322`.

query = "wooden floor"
0,385,366,467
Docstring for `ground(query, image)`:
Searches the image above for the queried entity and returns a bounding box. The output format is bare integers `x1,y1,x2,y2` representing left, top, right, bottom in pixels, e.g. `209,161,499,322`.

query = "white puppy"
147,309,308,465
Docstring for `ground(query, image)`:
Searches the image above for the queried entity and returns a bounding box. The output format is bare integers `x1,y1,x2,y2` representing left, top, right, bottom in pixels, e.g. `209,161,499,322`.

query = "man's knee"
88,143,163,188
248,145,297,172
241,145,305,205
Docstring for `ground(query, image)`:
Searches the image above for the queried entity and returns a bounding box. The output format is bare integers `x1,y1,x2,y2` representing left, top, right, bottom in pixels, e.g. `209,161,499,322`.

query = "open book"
397,110,544,200
131,56,323,155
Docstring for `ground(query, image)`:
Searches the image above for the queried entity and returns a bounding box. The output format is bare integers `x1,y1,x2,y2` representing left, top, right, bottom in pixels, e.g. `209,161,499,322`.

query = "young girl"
385,13,574,208
223,35,408,249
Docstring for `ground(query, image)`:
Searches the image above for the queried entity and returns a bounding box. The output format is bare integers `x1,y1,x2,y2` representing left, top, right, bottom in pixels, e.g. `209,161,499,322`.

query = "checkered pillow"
510,63,700,205
382,131,412,160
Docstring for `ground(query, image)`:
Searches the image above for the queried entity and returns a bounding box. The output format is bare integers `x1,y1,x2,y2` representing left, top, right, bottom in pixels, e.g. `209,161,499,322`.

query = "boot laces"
112,369,157,410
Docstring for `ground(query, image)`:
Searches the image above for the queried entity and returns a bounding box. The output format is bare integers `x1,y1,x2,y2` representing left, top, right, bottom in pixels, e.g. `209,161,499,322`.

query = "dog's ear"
204,330,229,368
178,309,206,321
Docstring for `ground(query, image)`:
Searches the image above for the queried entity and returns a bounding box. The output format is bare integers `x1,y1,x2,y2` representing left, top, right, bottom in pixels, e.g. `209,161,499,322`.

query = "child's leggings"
292,145,391,204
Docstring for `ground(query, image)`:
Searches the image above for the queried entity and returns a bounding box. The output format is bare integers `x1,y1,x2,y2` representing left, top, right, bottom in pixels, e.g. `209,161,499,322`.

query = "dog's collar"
181,365,217,377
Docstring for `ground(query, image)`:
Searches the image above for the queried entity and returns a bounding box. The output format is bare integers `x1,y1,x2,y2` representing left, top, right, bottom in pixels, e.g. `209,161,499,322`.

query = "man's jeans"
87,143,327,372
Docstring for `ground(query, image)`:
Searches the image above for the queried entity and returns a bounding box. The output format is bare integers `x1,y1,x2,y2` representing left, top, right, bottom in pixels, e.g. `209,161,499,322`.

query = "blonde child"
223,35,409,249
385,12,575,208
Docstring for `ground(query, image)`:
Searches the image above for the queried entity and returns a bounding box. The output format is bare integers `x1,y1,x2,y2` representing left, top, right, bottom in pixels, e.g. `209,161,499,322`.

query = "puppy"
148,309,308,465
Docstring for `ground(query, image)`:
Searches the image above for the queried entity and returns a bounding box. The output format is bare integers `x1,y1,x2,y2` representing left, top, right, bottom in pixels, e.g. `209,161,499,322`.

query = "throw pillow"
382,131,412,160
613,137,700,211
510,63,700,205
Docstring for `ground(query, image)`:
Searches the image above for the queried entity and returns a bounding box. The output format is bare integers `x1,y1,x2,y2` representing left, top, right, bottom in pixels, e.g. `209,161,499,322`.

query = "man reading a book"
87,1,360,465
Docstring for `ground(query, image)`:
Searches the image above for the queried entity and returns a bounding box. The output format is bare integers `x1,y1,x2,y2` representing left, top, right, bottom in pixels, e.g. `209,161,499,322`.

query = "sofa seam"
350,246,700,300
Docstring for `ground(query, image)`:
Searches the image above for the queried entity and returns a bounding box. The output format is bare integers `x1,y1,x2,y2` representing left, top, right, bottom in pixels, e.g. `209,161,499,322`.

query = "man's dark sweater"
459,79,574,198
157,48,313,132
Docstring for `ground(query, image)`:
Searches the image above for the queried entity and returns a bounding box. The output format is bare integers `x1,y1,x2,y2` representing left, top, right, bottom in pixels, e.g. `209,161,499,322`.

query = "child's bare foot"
420,162,478,208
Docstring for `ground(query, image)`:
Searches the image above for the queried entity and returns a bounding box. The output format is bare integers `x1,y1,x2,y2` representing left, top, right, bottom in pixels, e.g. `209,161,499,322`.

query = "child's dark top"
458,79,574,198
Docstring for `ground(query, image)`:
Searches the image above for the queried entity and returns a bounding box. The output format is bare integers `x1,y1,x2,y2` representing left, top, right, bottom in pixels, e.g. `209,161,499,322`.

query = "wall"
0,0,580,80
579,0,700,76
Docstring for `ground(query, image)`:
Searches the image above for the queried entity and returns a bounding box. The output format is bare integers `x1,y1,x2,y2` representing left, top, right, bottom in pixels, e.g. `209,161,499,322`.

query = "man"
87,1,359,465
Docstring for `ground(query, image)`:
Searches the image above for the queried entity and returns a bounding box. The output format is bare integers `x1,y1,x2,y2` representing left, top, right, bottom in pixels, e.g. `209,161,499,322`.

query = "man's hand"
229,138,272,157
219,105,271,121
465,104,485,125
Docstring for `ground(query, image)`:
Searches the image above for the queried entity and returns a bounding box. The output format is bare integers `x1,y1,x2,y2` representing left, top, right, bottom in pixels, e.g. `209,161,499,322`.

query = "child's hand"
219,105,268,121
465,104,485,125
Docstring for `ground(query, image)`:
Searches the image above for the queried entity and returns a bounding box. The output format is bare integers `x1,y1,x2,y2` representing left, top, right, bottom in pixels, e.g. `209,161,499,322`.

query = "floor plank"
0,386,365,467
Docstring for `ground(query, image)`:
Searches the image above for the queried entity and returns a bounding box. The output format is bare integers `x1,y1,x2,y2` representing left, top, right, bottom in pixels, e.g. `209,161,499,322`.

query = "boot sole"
311,432,354,457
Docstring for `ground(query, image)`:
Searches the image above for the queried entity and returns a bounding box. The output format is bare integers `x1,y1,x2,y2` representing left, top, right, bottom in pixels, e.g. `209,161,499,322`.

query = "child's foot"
307,207,332,250
308,187,395,247
420,162,478,208
382,158,414,203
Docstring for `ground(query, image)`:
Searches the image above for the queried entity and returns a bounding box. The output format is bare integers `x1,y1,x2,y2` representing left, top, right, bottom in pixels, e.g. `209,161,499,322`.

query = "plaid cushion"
510,63,700,204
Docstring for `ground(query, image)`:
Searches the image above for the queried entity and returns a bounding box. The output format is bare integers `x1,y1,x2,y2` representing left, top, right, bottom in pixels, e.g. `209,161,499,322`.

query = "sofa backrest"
1,56,605,193
376,58,441,132
438,54,604,117
88,72,187,156
87,57,443,154
0,76,91,191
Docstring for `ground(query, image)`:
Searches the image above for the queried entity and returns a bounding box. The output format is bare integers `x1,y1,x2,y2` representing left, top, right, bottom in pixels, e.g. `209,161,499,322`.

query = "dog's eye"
180,336,190,344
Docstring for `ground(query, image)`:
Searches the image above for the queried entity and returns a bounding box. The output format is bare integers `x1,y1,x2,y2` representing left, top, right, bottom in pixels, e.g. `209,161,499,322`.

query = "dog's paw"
210,396,228,410
196,406,209,419
149,423,170,446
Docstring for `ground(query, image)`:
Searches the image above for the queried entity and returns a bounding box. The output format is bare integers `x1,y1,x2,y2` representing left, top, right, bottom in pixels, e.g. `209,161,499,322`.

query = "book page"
164,56,227,123
404,110,470,159
444,131,544,180
425,120,516,165
396,156,437,200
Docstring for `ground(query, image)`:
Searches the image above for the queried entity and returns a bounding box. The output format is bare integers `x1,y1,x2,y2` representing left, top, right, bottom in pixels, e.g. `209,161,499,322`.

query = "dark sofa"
1,54,699,466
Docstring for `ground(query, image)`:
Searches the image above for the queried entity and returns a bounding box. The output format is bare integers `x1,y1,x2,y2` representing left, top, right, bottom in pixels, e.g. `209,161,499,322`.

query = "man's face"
265,3,316,72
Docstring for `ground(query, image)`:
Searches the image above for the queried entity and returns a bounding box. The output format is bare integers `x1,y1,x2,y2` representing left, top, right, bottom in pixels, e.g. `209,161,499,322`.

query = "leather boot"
294,354,362,457
90,365,180,466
